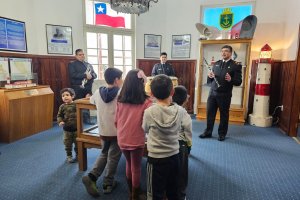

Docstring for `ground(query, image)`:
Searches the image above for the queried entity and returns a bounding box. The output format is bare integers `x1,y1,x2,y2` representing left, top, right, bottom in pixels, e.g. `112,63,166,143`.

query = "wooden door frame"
288,25,300,137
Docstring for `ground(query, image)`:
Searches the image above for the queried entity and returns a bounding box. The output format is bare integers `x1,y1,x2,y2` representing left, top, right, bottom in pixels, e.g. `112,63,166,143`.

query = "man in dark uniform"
68,49,97,124
151,52,175,76
199,45,242,141
68,49,97,100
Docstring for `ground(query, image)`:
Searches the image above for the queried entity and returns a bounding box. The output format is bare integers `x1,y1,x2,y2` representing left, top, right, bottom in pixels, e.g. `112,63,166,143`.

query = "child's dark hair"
104,68,123,84
150,74,172,100
60,88,75,98
118,69,148,104
173,85,188,106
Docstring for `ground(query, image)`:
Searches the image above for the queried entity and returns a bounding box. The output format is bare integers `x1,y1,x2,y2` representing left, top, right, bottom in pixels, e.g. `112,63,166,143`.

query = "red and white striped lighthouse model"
249,44,273,127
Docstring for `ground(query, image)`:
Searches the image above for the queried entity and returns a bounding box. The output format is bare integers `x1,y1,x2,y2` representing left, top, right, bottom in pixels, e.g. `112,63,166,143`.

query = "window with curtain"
84,0,135,79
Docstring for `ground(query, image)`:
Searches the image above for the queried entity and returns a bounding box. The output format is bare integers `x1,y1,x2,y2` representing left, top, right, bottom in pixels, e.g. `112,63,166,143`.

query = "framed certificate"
144,34,162,58
171,34,191,58
46,24,73,55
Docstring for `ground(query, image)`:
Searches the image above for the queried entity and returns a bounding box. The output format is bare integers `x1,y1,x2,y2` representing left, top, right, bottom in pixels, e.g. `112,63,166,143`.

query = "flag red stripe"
95,14,125,28
255,84,270,96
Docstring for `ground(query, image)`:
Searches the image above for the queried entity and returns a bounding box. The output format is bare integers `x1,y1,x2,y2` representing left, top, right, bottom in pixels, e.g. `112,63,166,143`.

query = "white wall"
1,0,299,60
136,0,200,60
135,0,300,113
1,0,299,114
282,0,300,60
136,0,294,61
0,0,84,55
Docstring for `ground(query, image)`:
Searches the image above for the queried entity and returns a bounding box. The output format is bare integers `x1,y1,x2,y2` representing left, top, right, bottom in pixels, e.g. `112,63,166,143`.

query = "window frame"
83,0,136,80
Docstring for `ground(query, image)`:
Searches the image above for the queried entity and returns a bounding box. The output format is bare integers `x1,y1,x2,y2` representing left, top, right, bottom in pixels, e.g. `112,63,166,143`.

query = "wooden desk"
75,98,102,171
0,86,53,143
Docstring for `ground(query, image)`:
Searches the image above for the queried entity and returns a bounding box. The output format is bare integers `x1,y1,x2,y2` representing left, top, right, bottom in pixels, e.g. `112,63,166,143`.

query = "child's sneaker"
66,156,74,163
82,176,100,197
103,181,117,194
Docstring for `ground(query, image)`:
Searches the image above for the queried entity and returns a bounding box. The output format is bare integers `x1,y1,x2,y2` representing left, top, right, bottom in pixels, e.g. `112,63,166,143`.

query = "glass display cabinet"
196,39,252,124
0,73,38,88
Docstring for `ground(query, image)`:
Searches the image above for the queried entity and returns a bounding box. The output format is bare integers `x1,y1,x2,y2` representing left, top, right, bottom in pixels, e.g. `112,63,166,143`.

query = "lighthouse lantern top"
259,44,272,63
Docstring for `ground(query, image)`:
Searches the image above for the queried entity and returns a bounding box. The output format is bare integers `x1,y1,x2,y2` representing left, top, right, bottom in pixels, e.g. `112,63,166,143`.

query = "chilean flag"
95,3,125,28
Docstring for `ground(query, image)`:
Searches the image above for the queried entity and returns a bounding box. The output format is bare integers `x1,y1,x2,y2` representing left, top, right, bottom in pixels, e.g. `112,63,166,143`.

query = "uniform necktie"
221,61,225,69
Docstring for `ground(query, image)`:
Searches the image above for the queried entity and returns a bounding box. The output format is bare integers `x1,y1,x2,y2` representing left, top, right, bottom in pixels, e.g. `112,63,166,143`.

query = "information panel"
0,17,27,52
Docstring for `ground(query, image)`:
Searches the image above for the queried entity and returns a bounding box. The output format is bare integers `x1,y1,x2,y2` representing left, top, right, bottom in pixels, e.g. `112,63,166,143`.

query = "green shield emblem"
220,13,233,30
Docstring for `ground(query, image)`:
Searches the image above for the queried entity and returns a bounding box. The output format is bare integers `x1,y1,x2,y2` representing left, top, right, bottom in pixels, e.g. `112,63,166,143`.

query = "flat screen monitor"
0,17,27,52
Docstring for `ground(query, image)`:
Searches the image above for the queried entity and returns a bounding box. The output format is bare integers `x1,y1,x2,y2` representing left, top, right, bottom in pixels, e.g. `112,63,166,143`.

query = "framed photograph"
0,17,27,52
171,34,191,58
144,34,162,58
46,24,73,55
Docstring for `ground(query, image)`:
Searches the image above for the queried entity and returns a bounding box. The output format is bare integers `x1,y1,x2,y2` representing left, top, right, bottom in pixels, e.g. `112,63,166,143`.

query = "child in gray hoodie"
82,68,123,197
142,75,191,200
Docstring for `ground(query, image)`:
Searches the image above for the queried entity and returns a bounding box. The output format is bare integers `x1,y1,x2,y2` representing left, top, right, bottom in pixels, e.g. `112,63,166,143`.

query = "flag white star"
97,5,104,13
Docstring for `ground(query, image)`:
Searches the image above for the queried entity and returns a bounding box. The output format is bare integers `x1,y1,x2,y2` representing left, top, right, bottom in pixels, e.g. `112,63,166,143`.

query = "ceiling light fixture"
110,0,158,15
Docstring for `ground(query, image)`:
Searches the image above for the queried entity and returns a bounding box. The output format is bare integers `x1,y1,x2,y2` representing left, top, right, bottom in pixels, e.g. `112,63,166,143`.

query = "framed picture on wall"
46,24,73,55
144,34,162,58
0,17,27,52
171,34,191,58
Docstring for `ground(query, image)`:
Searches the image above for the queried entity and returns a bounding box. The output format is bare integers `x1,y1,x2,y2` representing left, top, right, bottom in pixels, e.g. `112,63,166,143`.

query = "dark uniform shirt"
68,60,97,99
208,59,242,93
151,63,175,76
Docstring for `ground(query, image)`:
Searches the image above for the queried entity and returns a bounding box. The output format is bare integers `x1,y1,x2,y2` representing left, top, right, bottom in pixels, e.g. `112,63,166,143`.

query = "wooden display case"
196,39,251,124
0,86,54,143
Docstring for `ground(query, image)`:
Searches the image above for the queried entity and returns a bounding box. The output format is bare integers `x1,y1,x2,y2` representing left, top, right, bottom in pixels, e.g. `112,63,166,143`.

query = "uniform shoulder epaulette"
234,61,242,65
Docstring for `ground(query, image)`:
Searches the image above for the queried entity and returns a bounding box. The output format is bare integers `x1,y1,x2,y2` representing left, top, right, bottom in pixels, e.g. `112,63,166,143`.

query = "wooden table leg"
77,141,87,171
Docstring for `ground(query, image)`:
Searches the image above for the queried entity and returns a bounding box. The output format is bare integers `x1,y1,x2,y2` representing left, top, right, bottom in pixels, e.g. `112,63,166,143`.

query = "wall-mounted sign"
0,17,27,52
46,24,73,55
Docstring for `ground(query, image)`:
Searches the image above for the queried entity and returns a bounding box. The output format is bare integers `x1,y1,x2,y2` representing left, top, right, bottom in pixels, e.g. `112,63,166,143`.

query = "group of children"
57,68,192,200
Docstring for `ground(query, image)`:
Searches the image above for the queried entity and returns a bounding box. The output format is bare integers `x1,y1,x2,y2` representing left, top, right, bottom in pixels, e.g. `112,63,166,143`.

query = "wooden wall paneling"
137,59,196,113
269,61,283,116
0,52,74,120
50,59,60,118
288,26,300,137
33,57,74,120
285,25,300,137
170,60,196,113
278,61,296,134
247,60,297,135
32,58,40,82
136,59,158,76
59,59,72,88
247,60,257,116
247,60,292,130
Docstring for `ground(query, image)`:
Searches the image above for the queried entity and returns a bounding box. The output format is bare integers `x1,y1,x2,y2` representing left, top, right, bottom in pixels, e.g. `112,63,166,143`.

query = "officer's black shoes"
218,135,226,141
199,133,212,139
